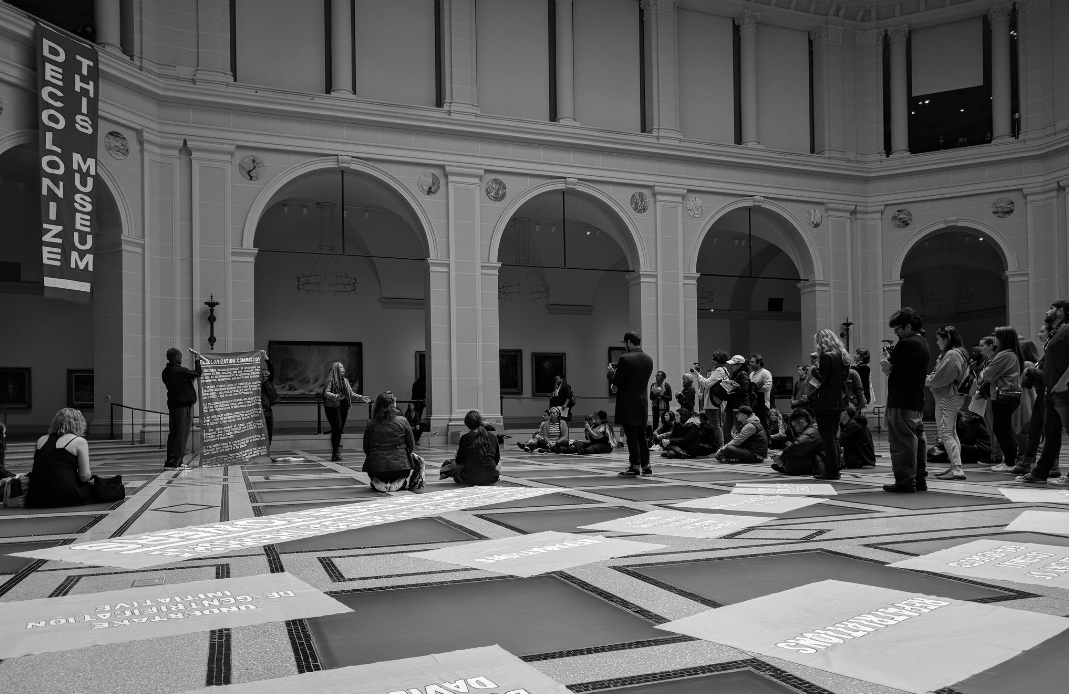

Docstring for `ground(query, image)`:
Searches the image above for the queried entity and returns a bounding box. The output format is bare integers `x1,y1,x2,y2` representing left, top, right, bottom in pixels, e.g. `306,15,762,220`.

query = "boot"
331,448,342,462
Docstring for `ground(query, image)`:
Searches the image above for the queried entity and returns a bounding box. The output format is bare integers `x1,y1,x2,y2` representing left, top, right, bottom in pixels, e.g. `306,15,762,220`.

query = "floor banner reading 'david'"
175,645,573,694
655,579,1068,694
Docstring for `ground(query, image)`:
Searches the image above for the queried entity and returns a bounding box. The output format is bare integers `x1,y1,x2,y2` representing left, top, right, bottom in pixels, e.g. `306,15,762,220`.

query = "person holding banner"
323,361,369,462
162,347,202,469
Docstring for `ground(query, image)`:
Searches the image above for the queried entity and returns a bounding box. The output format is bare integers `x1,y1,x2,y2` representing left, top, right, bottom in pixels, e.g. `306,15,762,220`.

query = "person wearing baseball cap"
608,331,655,476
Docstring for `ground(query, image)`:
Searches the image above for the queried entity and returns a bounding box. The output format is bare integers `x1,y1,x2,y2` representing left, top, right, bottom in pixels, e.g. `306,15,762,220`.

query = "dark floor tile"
0,515,101,537
470,492,593,510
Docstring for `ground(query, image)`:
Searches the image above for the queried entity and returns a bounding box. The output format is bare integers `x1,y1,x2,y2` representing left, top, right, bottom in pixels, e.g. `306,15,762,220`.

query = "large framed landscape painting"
499,349,522,394
268,342,362,401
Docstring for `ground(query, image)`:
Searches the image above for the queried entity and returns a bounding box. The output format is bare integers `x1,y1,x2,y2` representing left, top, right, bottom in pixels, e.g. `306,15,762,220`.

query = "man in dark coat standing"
608,331,655,477
162,347,202,469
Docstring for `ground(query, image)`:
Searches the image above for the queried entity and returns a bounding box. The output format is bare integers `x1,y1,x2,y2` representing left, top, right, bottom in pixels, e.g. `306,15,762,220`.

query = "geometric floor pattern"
0,433,1067,694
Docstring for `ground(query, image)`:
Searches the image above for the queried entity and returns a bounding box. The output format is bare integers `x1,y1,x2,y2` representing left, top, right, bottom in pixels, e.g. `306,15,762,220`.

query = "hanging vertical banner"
199,351,269,466
36,23,99,301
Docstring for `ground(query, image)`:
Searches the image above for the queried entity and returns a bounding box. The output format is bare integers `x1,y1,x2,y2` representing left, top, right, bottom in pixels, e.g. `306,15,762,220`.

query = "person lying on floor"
770,408,826,475
660,408,705,458
647,410,677,448
714,405,768,464
362,391,424,492
439,410,499,486
555,411,615,454
517,407,569,453
838,404,876,468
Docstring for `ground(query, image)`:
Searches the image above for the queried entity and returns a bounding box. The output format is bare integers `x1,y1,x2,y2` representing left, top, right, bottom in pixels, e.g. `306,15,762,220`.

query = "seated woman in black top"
660,409,704,459
26,408,99,508
441,410,500,486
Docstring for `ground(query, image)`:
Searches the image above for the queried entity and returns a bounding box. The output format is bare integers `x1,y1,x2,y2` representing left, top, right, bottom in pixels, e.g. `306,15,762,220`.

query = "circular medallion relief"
684,195,703,219
485,178,507,202
238,155,265,181
991,197,1015,219
630,192,649,214
417,172,440,196
806,208,823,228
104,131,129,160
890,208,913,229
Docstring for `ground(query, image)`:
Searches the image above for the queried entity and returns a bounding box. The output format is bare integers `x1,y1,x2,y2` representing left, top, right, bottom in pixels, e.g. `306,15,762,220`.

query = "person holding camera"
880,308,932,493
608,331,654,476
691,351,733,451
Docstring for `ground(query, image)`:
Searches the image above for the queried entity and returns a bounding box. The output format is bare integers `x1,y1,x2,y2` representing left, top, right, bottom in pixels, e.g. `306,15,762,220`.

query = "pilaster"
194,0,233,85
811,24,846,157
641,0,682,141
887,25,910,156
653,185,686,379
989,3,1015,142
442,0,479,117
735,11,761,147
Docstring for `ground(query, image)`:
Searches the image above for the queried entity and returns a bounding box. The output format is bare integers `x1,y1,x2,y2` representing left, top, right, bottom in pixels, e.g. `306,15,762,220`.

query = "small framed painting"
499,349,523,395
67,369,94,409
0,367,31,409
532,353,565,397
773,376,794,399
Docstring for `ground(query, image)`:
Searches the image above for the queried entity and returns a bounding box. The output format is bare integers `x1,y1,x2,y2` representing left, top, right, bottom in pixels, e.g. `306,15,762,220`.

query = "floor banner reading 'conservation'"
11,487,557,569
0,573,347,659
175,645,574,694
199,351,269,466
890,539,1069,589
655,579,1068,694
577,509,771,539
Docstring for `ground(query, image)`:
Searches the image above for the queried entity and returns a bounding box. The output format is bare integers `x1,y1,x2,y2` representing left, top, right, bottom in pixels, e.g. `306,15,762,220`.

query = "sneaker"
883,483,916,493
1048,477,1069,486
515,443,529,452
1015,473,1048,483
989,463,1016,472
618,469,641,478
813,473,841,480
1009,466,1031,475
1050,468,1062,479
641,466,653,476
916,479,928,492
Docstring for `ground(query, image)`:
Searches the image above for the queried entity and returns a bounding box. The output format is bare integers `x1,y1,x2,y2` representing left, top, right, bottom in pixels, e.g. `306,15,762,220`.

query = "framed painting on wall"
67,369,94,409
267,341,363,401
0,367,31,409
531,353,565,397
415,351,426,382
607,347,625,396
499,349,522,394
773,376,794,399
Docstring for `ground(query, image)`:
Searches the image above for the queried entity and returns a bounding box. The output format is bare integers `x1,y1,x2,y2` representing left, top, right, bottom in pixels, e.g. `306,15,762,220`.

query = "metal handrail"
109,402,199,451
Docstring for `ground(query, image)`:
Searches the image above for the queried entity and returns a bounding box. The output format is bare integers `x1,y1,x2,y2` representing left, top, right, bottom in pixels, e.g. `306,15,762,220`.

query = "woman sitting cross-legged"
362,391,424,492
26,409,121,508
556,411,616,455
660,409,704,459
770,408,827,476
439,410,500,486
647,410,677,448
714,405,768,464
517,407,569,453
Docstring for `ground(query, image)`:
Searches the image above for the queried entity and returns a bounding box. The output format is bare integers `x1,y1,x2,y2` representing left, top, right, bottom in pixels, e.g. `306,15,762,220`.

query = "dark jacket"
549,381,573,409
957,412,992,457
811,351,848,411
845,368,867,409
839,413,875,468
260,357,278,411
725,414,768,457
610,347,655,426
162,361,201,409
454,431,500,486
676,382,696,410
887,333,931,410
667,419,703,457
725,369,752,411
362,415,415,475
1043,323,1069,389
779,424,825,471
650,381,673,411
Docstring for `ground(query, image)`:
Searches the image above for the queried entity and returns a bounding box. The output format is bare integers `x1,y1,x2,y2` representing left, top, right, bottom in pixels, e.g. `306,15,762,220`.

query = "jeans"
815,409,842,474
325,405,348,453
752,400,770,433
705,408,725,450
165,405,193,467
1023,383,1046,460
991,401,1018,466
719,445,762,464
934,393,964,470
887,407,926,487
1031,391,1069,479
623,425,650,469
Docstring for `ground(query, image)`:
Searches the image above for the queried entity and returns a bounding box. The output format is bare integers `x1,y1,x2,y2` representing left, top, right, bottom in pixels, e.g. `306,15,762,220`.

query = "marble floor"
1,434,1067,694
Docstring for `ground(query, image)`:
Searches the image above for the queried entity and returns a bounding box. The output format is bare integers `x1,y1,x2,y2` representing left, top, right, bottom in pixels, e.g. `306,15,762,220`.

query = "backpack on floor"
1,474,28,508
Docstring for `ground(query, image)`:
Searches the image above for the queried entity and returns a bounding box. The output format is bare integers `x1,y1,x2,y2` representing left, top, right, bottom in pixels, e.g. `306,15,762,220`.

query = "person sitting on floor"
362,391,423,492
0,422,12,479
697,411,719,455
439,410,499,486
715,405,768,464
647,410,677,448
838,404,876,468
770,408,826,476
660,408,704,459
25,409,101,508
558,411,616,455
932,411,993,467
517,407,569,453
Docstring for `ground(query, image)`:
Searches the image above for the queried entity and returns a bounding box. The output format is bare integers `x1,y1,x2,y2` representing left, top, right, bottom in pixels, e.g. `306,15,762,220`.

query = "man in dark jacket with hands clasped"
608,331,654,477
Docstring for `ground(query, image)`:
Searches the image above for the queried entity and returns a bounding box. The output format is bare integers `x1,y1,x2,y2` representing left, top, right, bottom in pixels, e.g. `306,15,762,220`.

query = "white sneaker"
1048,477,1069,487
989,463,1016,472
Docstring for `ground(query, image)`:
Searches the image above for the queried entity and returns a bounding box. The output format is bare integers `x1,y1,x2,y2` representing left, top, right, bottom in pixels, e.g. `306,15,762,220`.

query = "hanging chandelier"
296,200,358,294
499,217,550,301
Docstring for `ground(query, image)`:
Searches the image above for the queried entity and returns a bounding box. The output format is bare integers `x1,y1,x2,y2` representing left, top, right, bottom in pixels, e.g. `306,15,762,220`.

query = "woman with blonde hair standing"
810,328,852,480
926,326,969,480
323,361,369,462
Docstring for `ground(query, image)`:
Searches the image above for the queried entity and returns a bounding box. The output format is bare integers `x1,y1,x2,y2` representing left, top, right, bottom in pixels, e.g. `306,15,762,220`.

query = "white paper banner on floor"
655,579,1068,694
889,539,1069,589
672,494,823,514
176,645,573,694
0,572,347,659
11,487,557,569
1006,510,1069,536
408,531,665,577
730,483,837,495
577,509,771,539
999,487,1069,504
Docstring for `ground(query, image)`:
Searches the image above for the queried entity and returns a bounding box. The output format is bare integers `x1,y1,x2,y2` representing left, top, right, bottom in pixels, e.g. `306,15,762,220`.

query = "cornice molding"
1023,0,1051,14
811,24,845,44
639,0,679,13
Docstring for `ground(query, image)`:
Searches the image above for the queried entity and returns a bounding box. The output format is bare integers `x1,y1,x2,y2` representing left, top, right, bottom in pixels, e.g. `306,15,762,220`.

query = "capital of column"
653,185,687,201
625,270,658,287
854,28,883,47
886,25,910,44
444,165,484,184
639,0,679,12
735,11,761,32
988,3,1015,23
810,24,844,44
1023,182,1058,201
1004,270,1031,282
682,272,700,286
427,258,451,273
882,279,904,291
186,139,237,161
480,261,502,275
232,247,259,263
798,279,831,294
825,203,856,218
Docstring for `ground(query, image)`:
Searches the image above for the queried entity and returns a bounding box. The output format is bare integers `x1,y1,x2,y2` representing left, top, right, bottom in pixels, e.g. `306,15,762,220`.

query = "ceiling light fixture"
499,218,550,301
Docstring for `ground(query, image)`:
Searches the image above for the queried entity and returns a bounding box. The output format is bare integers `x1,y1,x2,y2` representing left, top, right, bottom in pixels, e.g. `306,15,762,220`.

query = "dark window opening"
7,0,94,39
434,0,443,107
548,0,557,122
808,37,815,154
323,0,332,94
733,22,742,145
1010,9,1020,138
882,33,891,156
638,5,647,133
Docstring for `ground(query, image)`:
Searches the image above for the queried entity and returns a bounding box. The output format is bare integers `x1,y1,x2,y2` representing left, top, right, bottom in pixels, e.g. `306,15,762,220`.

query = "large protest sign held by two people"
198,350,270,466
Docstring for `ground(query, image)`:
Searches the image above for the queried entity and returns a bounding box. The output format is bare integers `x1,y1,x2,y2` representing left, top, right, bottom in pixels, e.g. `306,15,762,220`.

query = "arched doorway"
901,226,1008,416
251,167,431,435
496,189,637,427
0,141,124,435
695,206,804,402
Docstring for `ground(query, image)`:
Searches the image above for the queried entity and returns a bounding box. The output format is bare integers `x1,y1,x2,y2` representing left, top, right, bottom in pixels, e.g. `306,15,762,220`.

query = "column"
94,0,122,52
480,262,503,426
989,4,1014,141
1017,0,1056,138
1005,271,1032,337
682,273,700,369
1025,183,1060,334
811,25,846,156
187,140,236,353
854,205,884,403
735,11,761,147
331,0,354,95
194,0,233,84
626,271,660,367
641,0,681,141
425,259,452,440
654,186,686,379
442,0,479,116
555,0,578,124
825,203,855,328
798,280,832,359
854,29,885,161
887,25,910,156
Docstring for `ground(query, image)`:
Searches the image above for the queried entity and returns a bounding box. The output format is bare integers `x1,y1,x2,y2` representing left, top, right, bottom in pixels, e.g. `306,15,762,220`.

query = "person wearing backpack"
925,326,969,480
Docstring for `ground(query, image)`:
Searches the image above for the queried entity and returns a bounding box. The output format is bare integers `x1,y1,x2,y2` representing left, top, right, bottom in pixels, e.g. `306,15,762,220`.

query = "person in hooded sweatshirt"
838,403,876,468
715,405,768,464
660,408,704,458
771,408,826,476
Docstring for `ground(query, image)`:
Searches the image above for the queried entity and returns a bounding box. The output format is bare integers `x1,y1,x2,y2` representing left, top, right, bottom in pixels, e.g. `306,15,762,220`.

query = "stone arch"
690,196,822,280
487,179,650,272
891,218,1017,279
241,156,439,258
